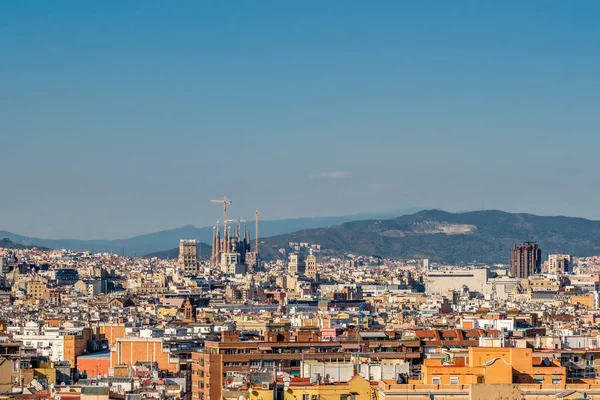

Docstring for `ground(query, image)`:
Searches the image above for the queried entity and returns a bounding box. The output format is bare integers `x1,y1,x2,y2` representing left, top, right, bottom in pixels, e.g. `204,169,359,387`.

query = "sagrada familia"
209,220,257,274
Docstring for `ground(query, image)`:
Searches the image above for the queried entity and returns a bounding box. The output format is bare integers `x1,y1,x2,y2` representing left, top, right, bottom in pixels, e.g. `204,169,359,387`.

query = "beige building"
288,253,306,276
425,268,489,294
548,254,573,275
27,278,49,301
306,250,319,282
521,275,560,292
178,240,198,275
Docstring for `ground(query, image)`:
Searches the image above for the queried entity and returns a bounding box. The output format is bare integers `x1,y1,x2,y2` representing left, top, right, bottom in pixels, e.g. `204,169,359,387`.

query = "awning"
341,343,361,349
359,332,387,338
258,346,272,351
552,375,561,379
533,375,544,380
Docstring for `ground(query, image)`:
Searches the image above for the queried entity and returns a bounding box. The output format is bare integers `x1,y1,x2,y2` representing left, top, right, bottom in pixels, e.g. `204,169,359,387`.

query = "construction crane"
254,210,262,254
211,196,232,236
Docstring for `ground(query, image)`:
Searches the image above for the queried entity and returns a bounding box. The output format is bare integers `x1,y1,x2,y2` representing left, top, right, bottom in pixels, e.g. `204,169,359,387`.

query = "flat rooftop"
77,350,110,360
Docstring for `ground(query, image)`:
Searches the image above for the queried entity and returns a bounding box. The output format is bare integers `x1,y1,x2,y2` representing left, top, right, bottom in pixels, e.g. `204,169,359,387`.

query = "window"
533,375,544,384
340,395,348,400
432,377,441,385
450,377,459,385
303,395,309,400
552,376,561,385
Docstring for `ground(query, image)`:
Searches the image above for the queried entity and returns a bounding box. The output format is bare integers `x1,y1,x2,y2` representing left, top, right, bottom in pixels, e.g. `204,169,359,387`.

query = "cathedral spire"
211,226,217,265
216,221,221,261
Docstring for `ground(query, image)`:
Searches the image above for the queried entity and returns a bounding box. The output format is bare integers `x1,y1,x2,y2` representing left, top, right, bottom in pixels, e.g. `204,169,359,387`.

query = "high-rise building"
548,254,573,275
178,240,199,276
288,254,306,276
510,242,541,279
306,249,319,282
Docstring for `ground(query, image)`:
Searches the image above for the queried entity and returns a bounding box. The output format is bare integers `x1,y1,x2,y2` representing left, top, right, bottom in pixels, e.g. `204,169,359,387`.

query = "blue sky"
1,1,599,239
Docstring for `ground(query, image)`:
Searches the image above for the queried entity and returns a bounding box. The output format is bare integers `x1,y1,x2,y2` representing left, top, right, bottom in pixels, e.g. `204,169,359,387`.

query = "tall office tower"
510,242,541,279
178,240,199,276
548,254,573,275
305,249,319,282
288,253,306,276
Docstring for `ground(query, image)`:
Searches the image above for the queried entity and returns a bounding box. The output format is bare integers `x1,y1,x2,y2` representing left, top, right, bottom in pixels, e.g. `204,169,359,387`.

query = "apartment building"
191,331,422,400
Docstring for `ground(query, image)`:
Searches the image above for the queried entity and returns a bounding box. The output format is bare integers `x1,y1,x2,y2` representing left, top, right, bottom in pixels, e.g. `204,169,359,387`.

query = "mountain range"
0,207,419,256
5,209,600,264
0,238,49,251
256,209,600,264
143,209,600,264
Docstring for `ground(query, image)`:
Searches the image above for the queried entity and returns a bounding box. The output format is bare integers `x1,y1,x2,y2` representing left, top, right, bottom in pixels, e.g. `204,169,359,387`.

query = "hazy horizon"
4,206,600,241
2,2,599,239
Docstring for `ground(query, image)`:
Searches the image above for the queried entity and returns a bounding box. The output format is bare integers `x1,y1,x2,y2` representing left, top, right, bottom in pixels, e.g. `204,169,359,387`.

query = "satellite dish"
543,357,551,366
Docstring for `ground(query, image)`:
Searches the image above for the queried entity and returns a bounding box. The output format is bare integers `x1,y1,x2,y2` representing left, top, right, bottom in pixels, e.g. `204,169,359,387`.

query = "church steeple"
183,297,196,322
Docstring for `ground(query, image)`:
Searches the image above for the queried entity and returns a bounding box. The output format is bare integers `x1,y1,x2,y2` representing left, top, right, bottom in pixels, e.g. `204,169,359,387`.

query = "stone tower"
305,249,319,282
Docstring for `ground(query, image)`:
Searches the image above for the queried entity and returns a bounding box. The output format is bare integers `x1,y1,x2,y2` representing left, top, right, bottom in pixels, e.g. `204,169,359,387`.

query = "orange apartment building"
63,328,93,367
110,337,179,373
376,347,572,400
98,323,127,347
421,347,565,386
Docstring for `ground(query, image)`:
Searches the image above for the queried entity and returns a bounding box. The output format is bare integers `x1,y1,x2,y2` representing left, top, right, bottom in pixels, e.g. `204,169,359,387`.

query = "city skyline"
2,1,600,239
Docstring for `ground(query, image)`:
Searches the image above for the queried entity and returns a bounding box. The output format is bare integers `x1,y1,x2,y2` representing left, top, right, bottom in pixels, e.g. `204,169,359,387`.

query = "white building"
220,252,246,275
12,322,64,362
548,254,573,275
425,268,489,294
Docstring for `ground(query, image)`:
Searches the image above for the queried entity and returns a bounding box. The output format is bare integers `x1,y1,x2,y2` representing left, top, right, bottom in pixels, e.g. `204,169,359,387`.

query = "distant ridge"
255,209,600,264
0,238,49,251
0,207,418,256
9,209,598,264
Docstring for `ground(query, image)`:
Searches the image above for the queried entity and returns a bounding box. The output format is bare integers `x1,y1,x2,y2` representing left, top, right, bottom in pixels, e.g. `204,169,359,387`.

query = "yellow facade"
33,366,57,385
27,280,49,301
158,307,179,318
242,375,373,400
